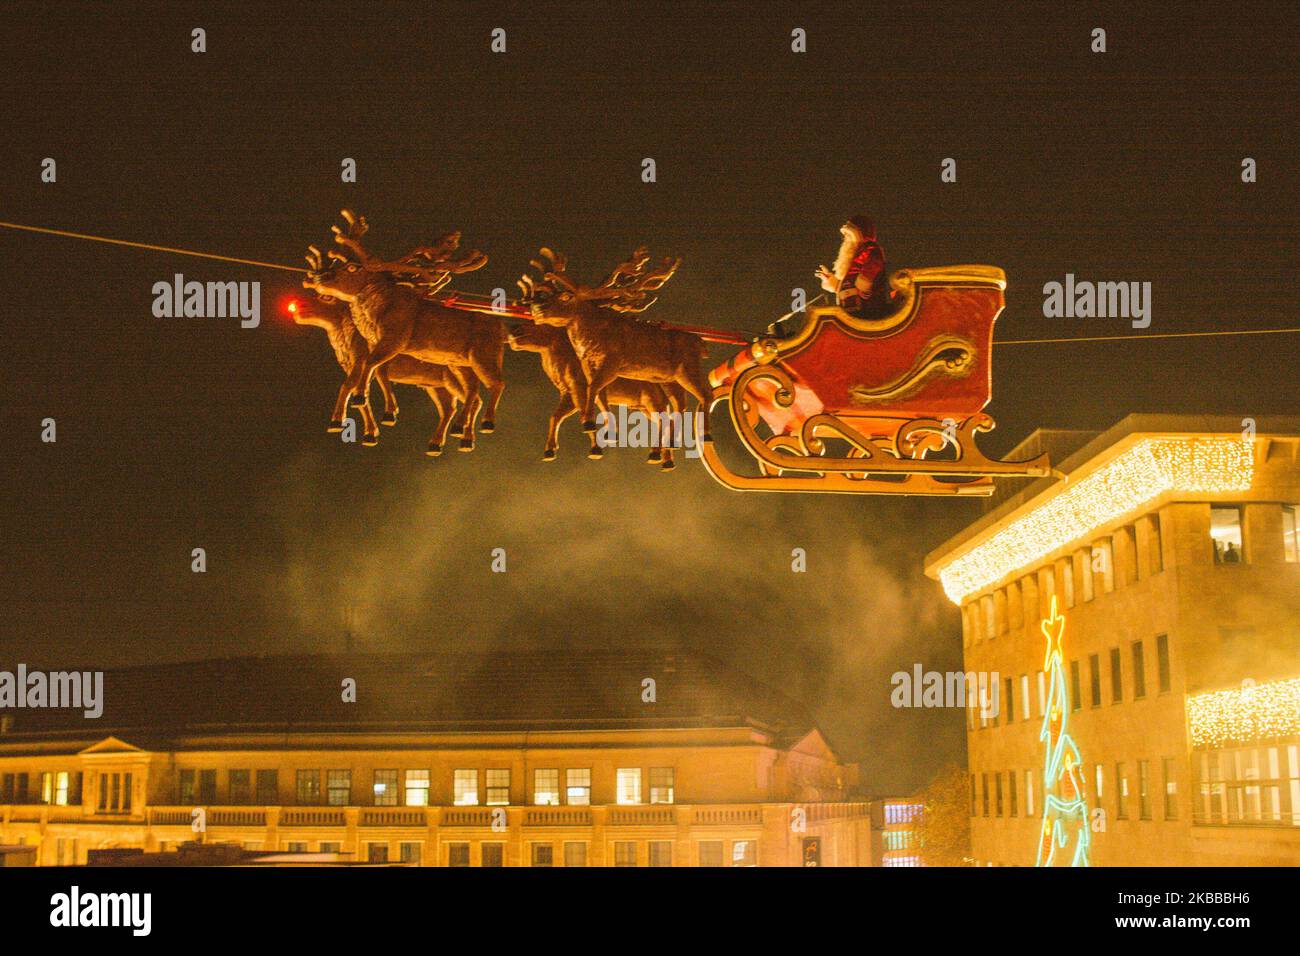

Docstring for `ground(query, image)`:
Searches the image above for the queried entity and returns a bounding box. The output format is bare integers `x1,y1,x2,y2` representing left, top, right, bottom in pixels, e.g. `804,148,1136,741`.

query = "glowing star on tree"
1036,597,1091,867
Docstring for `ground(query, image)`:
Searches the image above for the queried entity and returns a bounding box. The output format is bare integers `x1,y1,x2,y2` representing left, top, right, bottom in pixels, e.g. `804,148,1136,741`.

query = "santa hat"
846,214,876,240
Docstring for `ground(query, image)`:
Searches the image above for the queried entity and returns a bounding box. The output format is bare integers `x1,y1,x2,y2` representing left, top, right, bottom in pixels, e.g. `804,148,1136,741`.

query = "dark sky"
0,2,1295,794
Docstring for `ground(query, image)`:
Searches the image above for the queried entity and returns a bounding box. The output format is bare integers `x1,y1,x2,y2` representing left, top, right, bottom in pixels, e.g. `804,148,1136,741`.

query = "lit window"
373,770,399,807
648,767,674,804
533,769,559,805
616,768,642,805
452,770,478,806
648,841,673,867
1094,764,1104,801
327,769,351,806
1037,671,1046,716
485,769,510,806
1283,505,1299,563
731,840,757,866
1019,675,1030,721
296,770,321,805
614,841,637,867
1116,764,1128,819
1162,757,1177,820
563,842,587,867
55,771,70,806
404,770,429,807
1138,760,1151,820
566,768,591,805
1211,506,1244,563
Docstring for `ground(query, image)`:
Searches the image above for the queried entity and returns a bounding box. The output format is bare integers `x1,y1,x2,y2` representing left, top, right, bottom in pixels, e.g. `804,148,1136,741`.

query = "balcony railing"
608,806,676,826
360,808,426,827
523,807,592,827
279,808,345,827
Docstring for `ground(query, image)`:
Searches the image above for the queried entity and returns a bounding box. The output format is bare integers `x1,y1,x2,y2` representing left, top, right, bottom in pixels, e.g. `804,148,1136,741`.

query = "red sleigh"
700,265,1055,495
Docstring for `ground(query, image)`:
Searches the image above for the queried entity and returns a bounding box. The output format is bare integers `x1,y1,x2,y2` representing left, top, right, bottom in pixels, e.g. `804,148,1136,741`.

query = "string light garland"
937,437,1254,604
1187,677,1300,748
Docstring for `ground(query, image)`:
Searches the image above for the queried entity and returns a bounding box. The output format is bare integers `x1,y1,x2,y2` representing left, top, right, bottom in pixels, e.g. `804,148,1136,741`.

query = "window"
648,841,673,867
447,843,470,867
649,767,674,804
981,595,995,640
1089,654,1101,707
1284,505,1299,562
614,841,637,867
1138,760,1151,820
1131,641,1147,699
373,770,399,807
67,771,82,806
533,769,560,805
1120,525,1139,585
1094,764,1104,803
229,769,251,805
319,842,341,854
1004,676,1015,724
981,773,990,817
399,842,421,864
404,770,429,807
96,772,131,813
256,770,277,805
286,841,308,853
198,769,217,804
732,840,757,866
1093,540,1114,592
1024,771,1034,817
452,769,478,806
566,768,591,805
1148,513,1164,572
296,770,321,805
482,843,504,867
1060,558,1075,608
616,768,642,805
1109,648,1123,703
563,842,587,867
995,773,1004,816
179,769,196,804
1116,763,1127,819
1037,671,1046,716
1069,660,1081,711
1156,634,1171,694
969,774,977,816
1162,757,1178,819
1009,771,1018,817
1008,580,1023,631
367,843,388,864
1080,549,1095,602
1211,506,1244,563
1019,675,1030,721
699,840,724,867
485,769,510,806
531,843,553,867
327,769,351,806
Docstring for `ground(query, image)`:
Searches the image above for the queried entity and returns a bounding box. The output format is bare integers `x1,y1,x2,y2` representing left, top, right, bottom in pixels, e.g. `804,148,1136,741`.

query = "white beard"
831,234,859,281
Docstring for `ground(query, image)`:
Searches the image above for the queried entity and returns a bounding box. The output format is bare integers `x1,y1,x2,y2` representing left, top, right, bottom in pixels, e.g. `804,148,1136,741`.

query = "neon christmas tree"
1036,596,1091,866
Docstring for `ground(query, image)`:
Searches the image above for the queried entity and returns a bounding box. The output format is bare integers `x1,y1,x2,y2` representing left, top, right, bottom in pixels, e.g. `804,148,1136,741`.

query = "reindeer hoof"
349,394,367,408
459,438,475,452
426,443,442,457
327,420,344,433
702,432,713,443
661,458,676,472
587,447,604,460
381,412,397,426
480,420,495,434
647,450,662,463
542,449,557,462
448,425,464,438
581,420,597,433
361,434,379,447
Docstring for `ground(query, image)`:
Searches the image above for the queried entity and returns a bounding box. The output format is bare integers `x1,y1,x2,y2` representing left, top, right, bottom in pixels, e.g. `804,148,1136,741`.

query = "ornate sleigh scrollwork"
699,265,1058,496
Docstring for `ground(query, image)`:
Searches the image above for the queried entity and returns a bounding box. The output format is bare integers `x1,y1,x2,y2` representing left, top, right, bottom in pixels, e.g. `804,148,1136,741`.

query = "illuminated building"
0,650,872,866
925,414,1300,866
871,798,923,866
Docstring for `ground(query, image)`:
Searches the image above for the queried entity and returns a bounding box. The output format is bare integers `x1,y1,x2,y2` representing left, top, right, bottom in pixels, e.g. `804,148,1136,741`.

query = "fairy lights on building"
936,436,1253,604
1187,677,1300,748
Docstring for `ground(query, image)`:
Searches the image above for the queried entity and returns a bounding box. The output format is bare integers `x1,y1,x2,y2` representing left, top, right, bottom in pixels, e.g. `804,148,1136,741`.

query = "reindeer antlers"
325,210,487,296
516,246,680,313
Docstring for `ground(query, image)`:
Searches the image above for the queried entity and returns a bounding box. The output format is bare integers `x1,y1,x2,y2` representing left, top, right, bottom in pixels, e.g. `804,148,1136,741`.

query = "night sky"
0,2,1295,794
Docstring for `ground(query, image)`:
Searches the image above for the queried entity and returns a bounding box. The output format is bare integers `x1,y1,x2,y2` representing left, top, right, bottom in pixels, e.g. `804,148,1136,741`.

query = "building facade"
926,414,1300,866
0,651,871,866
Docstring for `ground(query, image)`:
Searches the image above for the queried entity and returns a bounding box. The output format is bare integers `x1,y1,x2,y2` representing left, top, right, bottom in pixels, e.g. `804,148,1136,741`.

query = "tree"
913,763,973,866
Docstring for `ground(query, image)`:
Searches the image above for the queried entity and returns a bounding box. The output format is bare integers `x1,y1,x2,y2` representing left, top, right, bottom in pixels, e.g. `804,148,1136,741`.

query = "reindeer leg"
357,394,380,447
678,367,713,443
376,367,399,426
351,336,403,409
581,364,618,433
446,368,472,438
545,393,577,461
469,344,505,434
425,387,452,457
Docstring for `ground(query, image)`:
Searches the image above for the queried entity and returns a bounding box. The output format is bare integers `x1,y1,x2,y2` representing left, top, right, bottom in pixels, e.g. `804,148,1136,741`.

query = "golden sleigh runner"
700,266,1055,496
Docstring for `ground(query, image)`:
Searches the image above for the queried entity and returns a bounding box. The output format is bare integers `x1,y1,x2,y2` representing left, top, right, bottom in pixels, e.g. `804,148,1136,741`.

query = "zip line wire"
3,219,1299,346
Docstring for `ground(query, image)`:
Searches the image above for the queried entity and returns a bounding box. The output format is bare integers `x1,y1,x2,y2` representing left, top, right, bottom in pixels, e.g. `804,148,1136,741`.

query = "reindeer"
290,288,478,456
302,211,506,450
507,322,686,468
517,247,712,444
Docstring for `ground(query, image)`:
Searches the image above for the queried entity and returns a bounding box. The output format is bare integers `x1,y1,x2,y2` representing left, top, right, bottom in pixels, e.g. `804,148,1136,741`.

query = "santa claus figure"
815,214,892,318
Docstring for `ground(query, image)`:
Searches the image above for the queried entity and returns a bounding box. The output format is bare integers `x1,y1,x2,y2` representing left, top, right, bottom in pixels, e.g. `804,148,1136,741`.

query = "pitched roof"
0,650,819,746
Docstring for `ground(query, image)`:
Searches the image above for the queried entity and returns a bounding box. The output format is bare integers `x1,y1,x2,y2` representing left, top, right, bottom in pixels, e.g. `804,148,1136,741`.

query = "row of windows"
1211,504,1300,564
971,759,1180,822
970,634,1172,730
252,839,761,866
0,771,83,807
175,767,675,807
1194,743,1300,827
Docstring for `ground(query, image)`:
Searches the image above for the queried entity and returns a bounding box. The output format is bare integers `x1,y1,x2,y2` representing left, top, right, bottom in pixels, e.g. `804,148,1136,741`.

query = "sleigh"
700,265,1056,495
